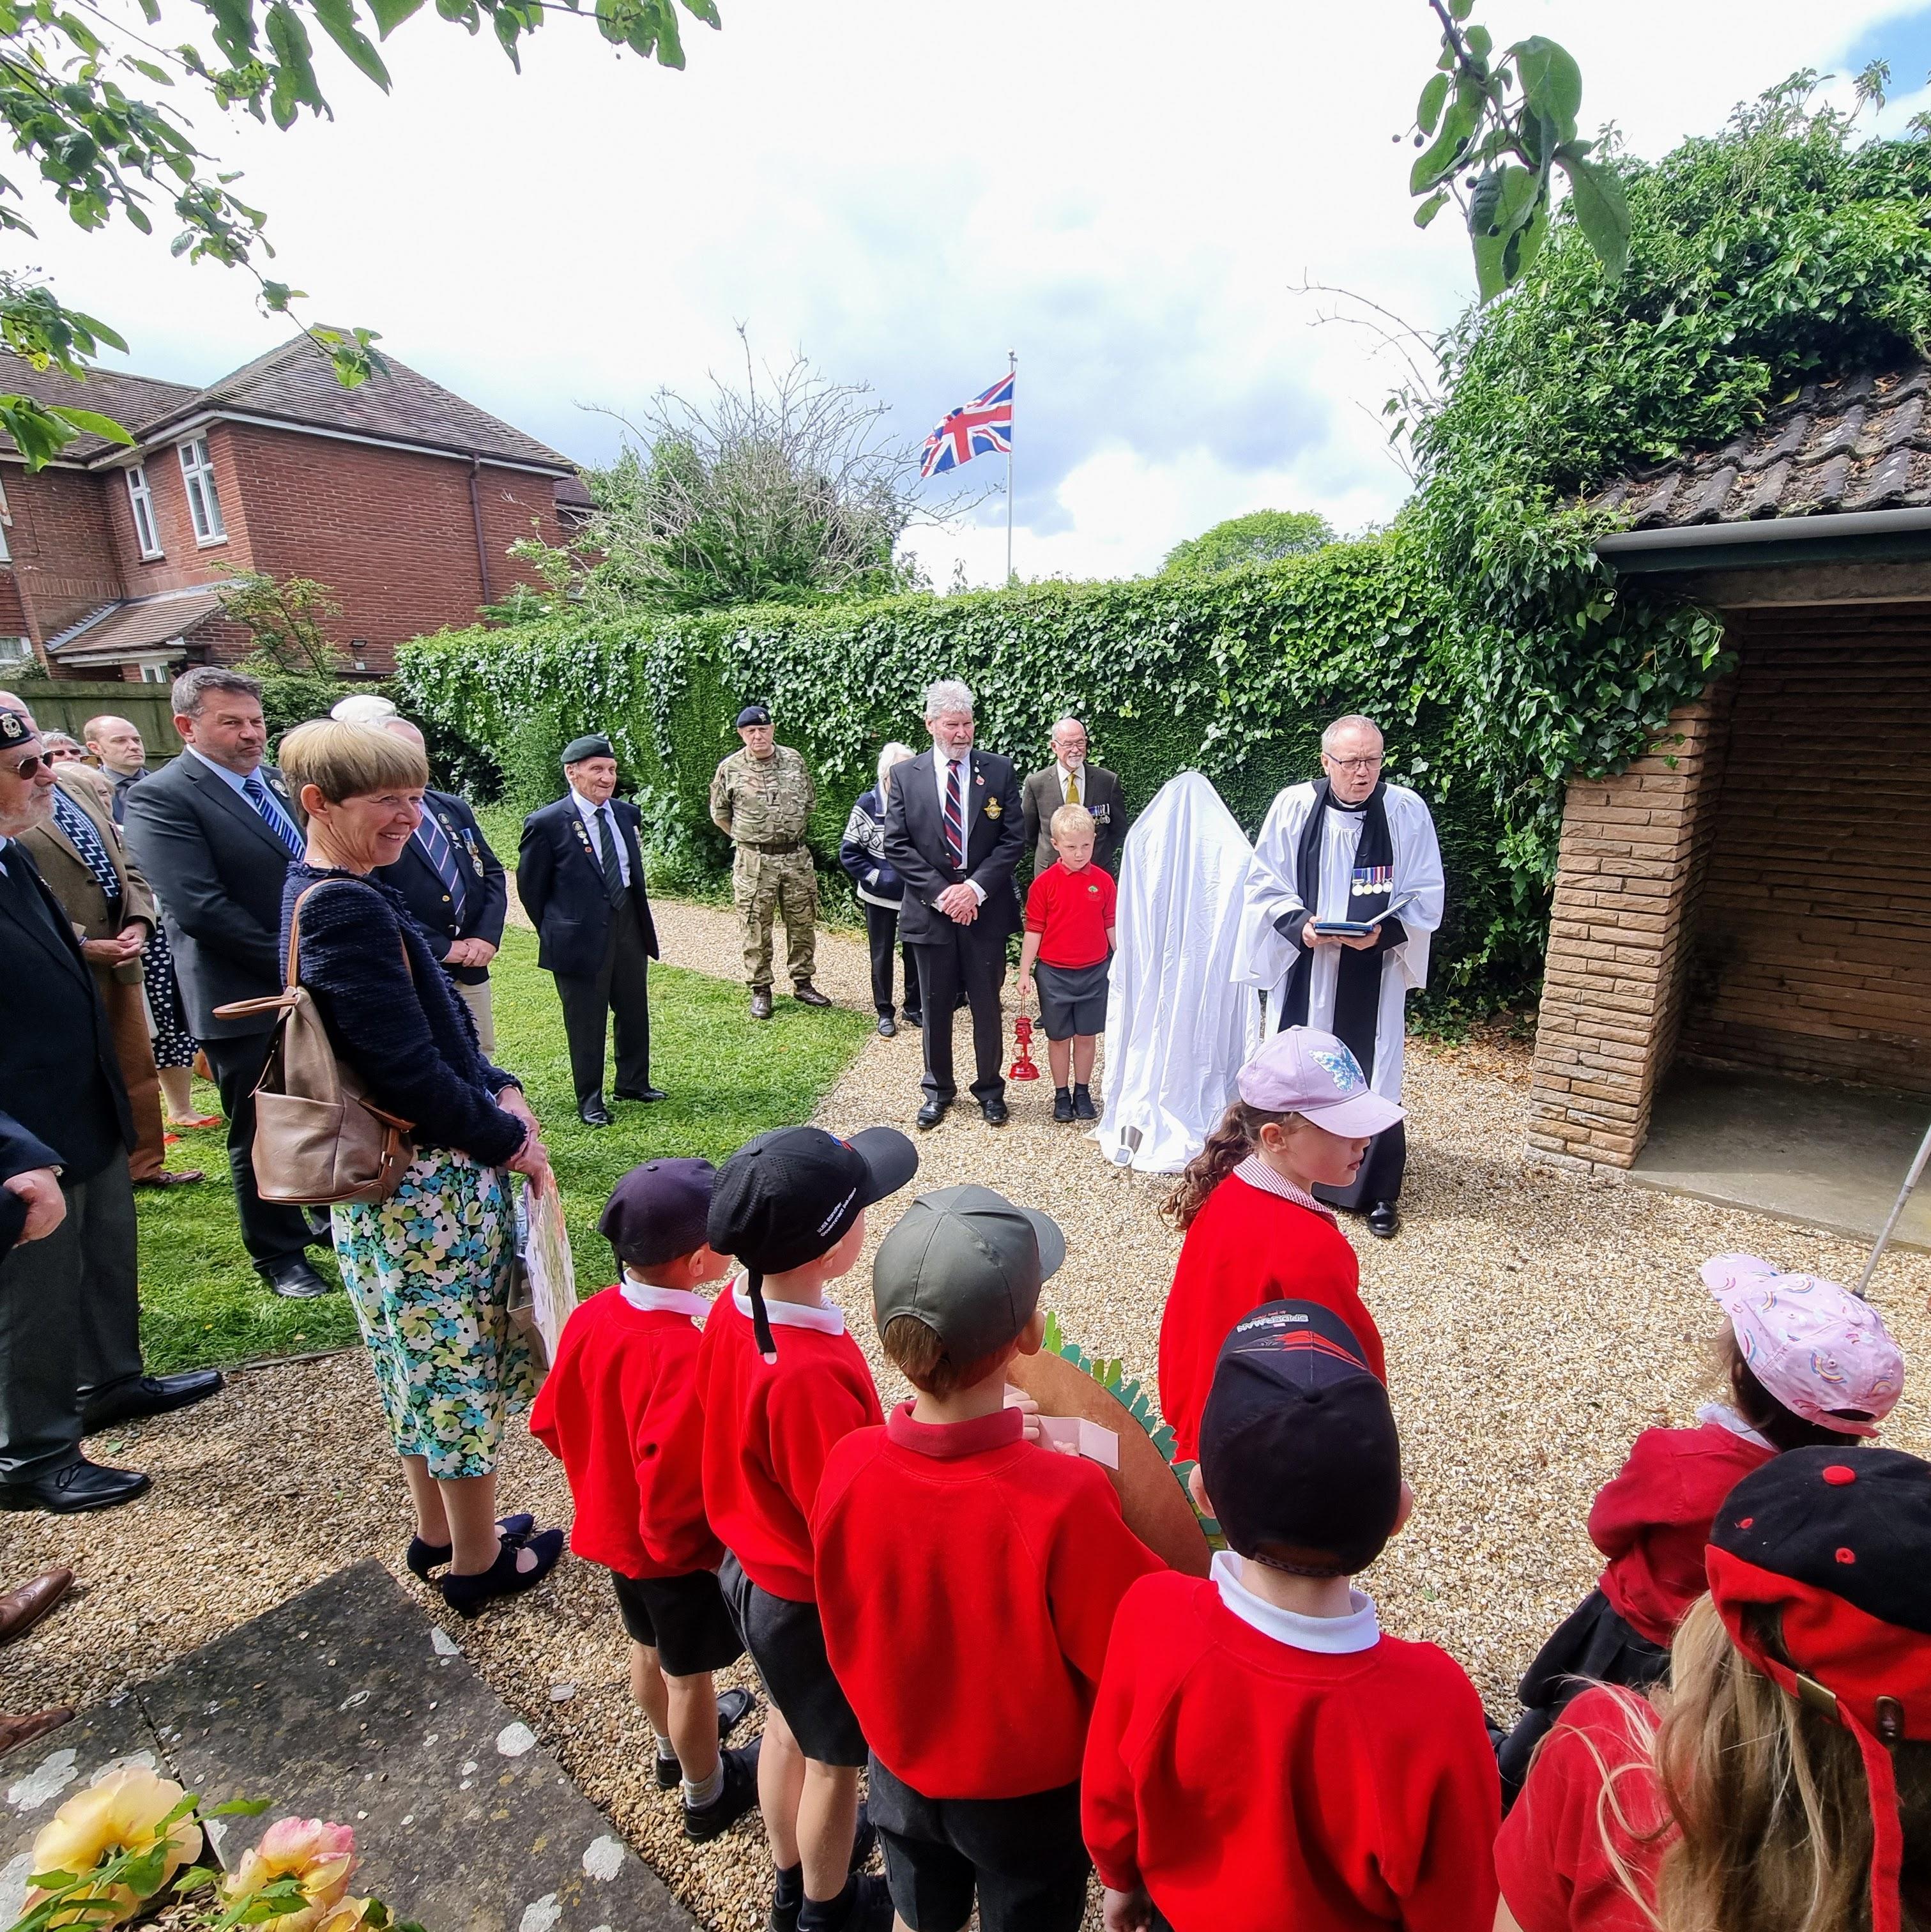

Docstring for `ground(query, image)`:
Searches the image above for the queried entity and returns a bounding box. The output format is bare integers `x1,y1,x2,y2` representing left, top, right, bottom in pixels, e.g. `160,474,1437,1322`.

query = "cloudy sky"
18,0,1931,584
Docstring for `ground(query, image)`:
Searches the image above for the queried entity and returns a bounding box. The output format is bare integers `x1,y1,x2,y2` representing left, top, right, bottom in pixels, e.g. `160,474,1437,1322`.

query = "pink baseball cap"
1700,1254,1904,1437
1236,1027,1406,1138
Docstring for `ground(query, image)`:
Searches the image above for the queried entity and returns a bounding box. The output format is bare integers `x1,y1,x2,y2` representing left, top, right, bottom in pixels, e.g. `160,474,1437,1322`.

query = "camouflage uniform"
710,743,818,988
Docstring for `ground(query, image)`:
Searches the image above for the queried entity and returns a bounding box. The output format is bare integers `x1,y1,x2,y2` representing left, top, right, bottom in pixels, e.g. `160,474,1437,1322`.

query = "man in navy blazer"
517,734,662,1126
883,677,1026,1130
372,718,508,1053
121,667,333,1300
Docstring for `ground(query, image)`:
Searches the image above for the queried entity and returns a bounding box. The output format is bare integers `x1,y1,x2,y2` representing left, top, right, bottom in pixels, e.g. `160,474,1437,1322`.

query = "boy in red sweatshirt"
698,1124,919,1932
814,1183,1163,1932
1085,1300,1499,1932
528,1158,759,1840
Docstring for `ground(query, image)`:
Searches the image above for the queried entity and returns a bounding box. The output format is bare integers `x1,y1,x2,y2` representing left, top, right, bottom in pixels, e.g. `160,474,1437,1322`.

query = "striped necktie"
243,773,303,858
595,805,627,907
943,759,966,870
416,812,469,918
50,789,122,901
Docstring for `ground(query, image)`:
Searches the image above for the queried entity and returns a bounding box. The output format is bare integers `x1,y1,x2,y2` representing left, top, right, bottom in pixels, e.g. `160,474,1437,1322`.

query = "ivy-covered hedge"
399,528,1710,1011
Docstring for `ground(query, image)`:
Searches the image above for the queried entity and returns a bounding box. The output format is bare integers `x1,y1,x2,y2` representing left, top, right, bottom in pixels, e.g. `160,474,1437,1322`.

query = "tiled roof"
1589,364,1931,528
0,358,201,462
47,586,226,659
2,337,579,474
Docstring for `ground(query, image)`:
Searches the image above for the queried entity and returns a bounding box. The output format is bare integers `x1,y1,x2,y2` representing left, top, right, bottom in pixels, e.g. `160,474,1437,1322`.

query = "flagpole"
1006,348,1017,586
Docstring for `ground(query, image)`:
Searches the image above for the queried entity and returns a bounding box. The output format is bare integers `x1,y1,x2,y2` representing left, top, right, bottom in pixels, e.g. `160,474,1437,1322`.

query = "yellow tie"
1066,769,1081,806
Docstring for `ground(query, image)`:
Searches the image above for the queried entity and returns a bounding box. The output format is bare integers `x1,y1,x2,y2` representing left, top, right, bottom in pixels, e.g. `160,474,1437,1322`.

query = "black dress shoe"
578,1098,614,1128
980,1096,1009,1128
1366,1200,1401,1240
683,1739,762,1842
792,983,833,1009
0,1459,152,1515
262,1256,333,1300
613,1085,667,1103
82,1370,224,1433
901,1010,922,1029
916,1098,950,1131
875,1016,897,1038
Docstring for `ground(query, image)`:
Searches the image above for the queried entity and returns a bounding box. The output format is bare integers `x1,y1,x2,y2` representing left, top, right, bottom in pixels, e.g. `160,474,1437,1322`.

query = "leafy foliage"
1159,509,1333,576
215,569,350,730
0,0,718,466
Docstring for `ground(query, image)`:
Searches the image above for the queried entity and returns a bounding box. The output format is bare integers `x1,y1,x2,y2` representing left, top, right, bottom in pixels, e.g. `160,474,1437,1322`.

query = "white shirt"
1055,760,1087,804
569,786,630,887
732,1284,846,1335
1233,1155,1336,1222
1696,1401,1778,1450
1210,1551,1381,1654
929,752,986,903
187,743,302,847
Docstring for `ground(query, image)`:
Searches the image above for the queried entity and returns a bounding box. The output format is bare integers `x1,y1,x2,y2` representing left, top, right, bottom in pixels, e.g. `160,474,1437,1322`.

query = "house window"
0,636,29,664
138,661,169,682
177,437,226,544
126,464,163,558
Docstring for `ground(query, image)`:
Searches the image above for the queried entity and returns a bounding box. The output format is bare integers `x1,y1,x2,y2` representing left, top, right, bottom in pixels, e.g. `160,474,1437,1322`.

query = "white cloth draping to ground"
1095,771,1262,1172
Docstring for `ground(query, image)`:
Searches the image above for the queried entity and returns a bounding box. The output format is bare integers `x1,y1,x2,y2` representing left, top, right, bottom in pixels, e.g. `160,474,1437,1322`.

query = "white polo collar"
733,1284,845,1336
618,1274,711,1320
1232,1155,1335,1222
1210,1550,1380,1654
1695,1401,1777,1451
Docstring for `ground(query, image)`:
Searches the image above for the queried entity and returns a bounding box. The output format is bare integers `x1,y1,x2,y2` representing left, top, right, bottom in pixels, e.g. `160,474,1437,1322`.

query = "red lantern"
1009,1009,1041,1080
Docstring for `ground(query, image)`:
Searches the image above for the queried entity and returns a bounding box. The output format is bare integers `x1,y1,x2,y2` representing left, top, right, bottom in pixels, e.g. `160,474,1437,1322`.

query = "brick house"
0,337,590,682
1528,362,1931,1171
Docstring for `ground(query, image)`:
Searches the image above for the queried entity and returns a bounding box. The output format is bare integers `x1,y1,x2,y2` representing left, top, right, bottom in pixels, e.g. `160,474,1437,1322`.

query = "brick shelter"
1529,363,1931,1172
0,337,592,682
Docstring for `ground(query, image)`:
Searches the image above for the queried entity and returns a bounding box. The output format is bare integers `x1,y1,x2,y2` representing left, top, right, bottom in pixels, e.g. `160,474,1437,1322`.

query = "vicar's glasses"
1323,753,1384,772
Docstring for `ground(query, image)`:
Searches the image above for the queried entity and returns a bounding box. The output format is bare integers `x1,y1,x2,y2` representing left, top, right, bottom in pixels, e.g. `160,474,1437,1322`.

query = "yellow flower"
27,1765,203,1929
312,1897,378,1932
221,1817,357,1931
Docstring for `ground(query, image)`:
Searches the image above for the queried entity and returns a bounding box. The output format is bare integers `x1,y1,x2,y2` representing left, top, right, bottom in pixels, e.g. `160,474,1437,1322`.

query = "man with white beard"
1235,715,1444,1238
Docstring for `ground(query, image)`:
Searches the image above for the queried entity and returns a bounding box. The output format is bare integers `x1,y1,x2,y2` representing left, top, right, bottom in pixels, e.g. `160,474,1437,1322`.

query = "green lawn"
137,925,872,1373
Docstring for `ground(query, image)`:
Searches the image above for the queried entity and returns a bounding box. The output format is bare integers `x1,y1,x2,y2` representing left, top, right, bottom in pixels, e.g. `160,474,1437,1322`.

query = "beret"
0,709,33,749
736,705,772,728
561,734,614,765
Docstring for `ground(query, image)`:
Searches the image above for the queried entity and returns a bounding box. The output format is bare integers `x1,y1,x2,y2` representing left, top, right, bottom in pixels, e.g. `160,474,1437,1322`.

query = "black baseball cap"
600,1158,716,1270
708,1126,919,1358
1198,1300,1401,1576
873,1185,1065,1363
561,733,614,765
736,705,772,728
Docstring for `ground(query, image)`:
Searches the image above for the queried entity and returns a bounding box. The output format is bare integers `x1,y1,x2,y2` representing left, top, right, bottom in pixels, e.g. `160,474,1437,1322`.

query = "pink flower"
221,1818,357,1931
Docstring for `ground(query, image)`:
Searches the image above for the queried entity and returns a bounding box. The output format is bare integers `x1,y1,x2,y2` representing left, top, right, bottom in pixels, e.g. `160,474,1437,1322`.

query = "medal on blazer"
459,825,484,877
571,817,596,862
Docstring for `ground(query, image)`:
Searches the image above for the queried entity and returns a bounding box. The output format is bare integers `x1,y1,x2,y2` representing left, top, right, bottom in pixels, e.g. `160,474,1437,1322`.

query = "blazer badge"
984,797,1003,819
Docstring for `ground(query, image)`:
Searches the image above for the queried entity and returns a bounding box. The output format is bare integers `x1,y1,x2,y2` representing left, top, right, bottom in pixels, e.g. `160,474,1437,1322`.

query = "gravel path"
4,896,1926,1932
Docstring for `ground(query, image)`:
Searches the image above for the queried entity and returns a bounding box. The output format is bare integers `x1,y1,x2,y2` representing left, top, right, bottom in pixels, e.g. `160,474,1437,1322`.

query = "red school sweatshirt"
1082,1567,1500,1932
529,1282,722,1579
813,1402,1164,1798
1157,1169,1383,1461
1589,1414,1776,1647
694,1284,883,1602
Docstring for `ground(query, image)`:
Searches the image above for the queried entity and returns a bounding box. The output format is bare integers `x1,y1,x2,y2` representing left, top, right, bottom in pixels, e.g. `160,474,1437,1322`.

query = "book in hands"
1310,890,1419,939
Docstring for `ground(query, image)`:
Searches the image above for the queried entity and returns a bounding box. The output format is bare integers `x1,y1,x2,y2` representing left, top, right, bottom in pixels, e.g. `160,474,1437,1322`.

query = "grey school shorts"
1033,958,1109,1041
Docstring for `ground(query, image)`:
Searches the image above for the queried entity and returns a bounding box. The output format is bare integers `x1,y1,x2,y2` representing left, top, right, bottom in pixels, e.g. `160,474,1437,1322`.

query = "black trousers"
864,903,921,1020
912,926,1006,1105
1312,1119,1408,1211
203,1031,318,1271
0,1151,144,1482
555,901,652,1105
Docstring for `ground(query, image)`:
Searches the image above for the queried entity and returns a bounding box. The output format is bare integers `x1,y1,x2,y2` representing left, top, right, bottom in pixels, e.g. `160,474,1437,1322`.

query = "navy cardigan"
279,864,525,1168
838,787,907,910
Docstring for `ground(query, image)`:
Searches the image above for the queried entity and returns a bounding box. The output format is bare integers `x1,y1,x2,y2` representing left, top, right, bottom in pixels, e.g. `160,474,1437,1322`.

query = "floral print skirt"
330,1146,536,1480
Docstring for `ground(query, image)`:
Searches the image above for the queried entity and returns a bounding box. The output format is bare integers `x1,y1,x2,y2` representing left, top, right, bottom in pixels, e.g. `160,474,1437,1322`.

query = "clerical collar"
1324,786,1373,815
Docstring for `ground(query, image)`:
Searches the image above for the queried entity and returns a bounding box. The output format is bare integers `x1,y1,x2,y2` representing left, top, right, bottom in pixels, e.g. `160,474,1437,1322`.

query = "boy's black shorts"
609,1568,744,1678
1034,958,1109,1041
719,1551,867,1767
866,1756,1089,1932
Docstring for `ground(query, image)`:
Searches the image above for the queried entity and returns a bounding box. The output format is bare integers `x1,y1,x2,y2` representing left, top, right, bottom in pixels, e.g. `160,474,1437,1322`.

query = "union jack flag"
919,371,1014,478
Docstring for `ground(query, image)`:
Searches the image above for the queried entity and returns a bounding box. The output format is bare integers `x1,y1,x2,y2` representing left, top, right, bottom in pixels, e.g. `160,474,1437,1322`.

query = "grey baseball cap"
872,1184,1065,1361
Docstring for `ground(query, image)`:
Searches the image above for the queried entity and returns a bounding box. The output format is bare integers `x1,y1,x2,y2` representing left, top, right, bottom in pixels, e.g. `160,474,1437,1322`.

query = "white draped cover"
1094,772,1262,1173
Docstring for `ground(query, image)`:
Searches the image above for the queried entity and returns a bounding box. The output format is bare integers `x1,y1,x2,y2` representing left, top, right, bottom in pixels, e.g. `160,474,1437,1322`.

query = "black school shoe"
653,1686,758,1786
1053,1087,1074,1123
1072,1083,1097,1121
682,1737,762,1842
768,1811,877,1932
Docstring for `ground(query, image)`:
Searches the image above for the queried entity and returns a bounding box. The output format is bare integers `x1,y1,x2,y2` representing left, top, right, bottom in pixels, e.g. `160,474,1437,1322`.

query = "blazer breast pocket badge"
984,797,1003,819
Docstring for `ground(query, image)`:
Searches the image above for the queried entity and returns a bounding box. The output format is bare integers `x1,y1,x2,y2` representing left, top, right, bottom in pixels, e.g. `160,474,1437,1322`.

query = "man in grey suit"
1020,717,1130,875
122,668,332,1300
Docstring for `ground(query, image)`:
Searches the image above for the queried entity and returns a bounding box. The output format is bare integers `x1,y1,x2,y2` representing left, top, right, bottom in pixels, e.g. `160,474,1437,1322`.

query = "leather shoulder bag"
213,880,416,1206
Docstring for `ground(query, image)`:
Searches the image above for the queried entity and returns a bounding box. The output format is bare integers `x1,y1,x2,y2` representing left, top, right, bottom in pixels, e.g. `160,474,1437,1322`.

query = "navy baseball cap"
708,1125,918,1358
600,1158,717,1270
736,705,772,728
1198,1300,1402,1575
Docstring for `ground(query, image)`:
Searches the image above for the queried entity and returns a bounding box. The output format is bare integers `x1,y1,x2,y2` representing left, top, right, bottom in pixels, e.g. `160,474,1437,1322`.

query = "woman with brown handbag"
275,720,563,1618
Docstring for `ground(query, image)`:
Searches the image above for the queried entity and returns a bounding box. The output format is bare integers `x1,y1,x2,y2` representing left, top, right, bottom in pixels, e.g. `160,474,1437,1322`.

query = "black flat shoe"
875,1016,896,1038
915,1098,950,1131
1366,1200,1401,1240
578,1098,614,1128
1072,1084,1097,1122
979,1097,1009,1128
683,1738,762,1842
82,1370,224,1434
614,1086,667,1103
901,1011,922,1029
439,1527,565,1618
1053,1088,1074,1124
262,1256,333,1300
0,1459,151,1515
406,1512,536,1581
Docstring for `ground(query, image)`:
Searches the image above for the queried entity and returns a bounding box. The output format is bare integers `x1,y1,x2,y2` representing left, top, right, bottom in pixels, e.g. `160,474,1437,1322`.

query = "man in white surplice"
1234,714,1443,1238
